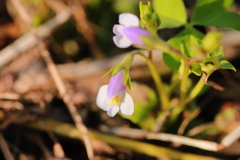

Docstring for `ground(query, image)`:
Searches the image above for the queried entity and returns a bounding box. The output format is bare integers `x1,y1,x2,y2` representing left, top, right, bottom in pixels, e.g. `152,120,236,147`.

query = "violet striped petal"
107,70,126,99
122,27,152,46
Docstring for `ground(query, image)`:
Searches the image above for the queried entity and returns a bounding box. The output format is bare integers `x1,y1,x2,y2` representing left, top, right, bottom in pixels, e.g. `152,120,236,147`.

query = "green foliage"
153,0,187,29
193,12,240,31
191,0,240,31
163,27,204,70
191,0,234,24
219,60,236,71
102,0,238,134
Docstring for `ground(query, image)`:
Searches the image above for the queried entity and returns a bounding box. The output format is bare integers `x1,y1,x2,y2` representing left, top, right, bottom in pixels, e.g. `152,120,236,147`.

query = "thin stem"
188,74,206,102
169,47,188,63
133,52,169,110
179,62,190,110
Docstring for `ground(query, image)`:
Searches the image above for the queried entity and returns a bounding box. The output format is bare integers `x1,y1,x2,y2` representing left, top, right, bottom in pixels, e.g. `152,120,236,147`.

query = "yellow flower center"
110,96,121,105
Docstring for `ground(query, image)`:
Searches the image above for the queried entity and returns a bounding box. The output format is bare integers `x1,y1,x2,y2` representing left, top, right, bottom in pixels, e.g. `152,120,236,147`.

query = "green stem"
133,52,169,110
179,62,190,110
188,74,206,101
168,63,190,124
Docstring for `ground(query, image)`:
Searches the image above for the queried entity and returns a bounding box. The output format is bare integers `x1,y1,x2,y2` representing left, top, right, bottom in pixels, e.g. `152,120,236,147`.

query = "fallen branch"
221,125,240,147
9,0,94,159
0,7,71,68
29,118,222,160
105,127,219,152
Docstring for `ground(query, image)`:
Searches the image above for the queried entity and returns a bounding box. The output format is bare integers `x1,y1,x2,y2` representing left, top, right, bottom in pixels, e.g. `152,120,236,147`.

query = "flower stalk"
188,74,206,102
133,51,169,110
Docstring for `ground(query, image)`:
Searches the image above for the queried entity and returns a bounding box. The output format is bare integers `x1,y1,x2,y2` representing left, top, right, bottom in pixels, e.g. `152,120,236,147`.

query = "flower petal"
107,105,119,117
108,70,126,99
113,25,124,35
113,35,132,48
96,85,109,111
122,27,152,46
119,13,139,27
120,92,134,115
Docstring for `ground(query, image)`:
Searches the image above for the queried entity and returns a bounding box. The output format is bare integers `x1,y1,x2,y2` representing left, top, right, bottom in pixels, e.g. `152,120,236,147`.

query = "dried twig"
152,109,171,132
48,132,65,158
105,127,220,151
0,133,14,160
29,118,222,160
0,6,71,68
9,0,94,159
57,49,169,78
221,125,240,147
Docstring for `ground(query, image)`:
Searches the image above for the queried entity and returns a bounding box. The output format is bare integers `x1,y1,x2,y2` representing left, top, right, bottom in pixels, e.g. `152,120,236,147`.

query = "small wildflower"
113,13,152,48
96,70,134,117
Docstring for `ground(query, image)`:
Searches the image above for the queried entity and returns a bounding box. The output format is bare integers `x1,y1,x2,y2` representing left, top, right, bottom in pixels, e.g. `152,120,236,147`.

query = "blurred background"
0,0,240,160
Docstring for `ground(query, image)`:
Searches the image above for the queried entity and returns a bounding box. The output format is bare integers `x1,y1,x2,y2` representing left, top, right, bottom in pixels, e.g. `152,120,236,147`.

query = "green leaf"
153,0,187,29
102,67,115,78
191,0,234,24
163,27,204,70
210,45,223,57
219,60,236,71
180,41,190,58
127,77,132,91
120,83,158,127
192,12,240,31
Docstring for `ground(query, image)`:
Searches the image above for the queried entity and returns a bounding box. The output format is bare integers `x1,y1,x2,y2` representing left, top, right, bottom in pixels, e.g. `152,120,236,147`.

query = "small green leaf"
180,41,190,58
163,27,204,70
124,69,129,85
112,65,124,75
219,60,236,71
191,62,202,76
163,52,181,70
192,12,240,31
153,0,187,29
127,77,132,91
102,67,115,78
191,0,234,24
210,45,223,57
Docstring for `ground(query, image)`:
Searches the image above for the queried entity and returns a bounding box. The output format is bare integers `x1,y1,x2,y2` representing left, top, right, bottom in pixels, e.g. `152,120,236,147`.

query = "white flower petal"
113,25,124,35
96,85,109,111
120,93,134,115
107,105,119,117
113,35,132,48
119,13,139,27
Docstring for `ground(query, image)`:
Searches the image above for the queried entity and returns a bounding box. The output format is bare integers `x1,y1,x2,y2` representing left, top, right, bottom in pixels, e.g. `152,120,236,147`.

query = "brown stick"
104,127,219,151
9,0,94,159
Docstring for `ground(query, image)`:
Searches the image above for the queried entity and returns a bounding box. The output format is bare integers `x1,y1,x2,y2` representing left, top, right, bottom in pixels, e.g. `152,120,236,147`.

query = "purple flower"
96,70,134,117
113,13,152,48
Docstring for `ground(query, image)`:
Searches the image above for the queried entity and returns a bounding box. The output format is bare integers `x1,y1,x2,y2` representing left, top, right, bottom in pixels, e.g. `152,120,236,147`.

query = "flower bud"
139,1,161,32
202,31,222,52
